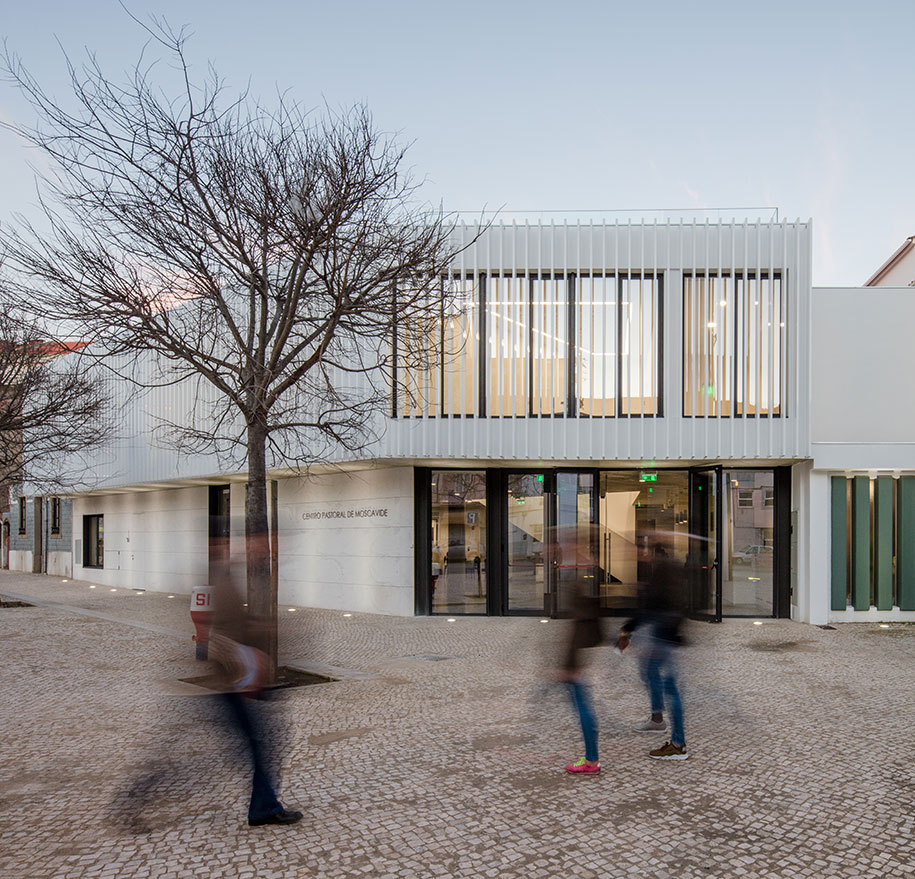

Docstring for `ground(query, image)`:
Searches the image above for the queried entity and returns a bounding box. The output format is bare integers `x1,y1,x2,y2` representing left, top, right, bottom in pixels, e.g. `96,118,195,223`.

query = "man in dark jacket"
617,538,689,760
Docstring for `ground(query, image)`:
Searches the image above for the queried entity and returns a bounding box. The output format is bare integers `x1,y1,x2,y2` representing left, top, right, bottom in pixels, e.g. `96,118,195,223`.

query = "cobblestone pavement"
1,570,914,879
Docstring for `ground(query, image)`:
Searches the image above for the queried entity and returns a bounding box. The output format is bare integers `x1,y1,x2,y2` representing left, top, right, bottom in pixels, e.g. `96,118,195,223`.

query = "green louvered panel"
830,476,848,611
874,477,894,611
851,476,871,611
898,476,915,611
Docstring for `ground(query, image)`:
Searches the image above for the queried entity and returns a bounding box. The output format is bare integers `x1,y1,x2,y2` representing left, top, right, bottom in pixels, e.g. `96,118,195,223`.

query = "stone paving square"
1,570,914,879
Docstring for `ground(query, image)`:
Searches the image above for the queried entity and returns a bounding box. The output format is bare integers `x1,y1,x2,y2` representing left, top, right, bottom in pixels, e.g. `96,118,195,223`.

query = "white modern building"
13,216,915,626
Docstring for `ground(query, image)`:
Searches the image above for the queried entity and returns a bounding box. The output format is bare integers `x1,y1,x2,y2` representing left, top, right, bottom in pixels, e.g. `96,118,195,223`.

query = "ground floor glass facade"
419,466,788,619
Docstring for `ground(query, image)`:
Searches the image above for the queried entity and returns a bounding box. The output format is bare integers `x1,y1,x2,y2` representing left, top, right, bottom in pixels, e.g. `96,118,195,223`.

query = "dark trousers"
639,640,685,747
220,692,283,822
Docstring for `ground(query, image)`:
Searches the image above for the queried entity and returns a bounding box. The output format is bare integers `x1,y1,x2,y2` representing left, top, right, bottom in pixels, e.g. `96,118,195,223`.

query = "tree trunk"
245,417,277,680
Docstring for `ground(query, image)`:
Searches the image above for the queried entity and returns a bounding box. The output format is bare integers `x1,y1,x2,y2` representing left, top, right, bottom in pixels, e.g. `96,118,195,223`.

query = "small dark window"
83,514,104,568
18,497,26,535
50,498,62,536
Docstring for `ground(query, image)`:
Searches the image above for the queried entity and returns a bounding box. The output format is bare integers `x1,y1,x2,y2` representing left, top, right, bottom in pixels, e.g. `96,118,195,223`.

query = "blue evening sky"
1,0,912,285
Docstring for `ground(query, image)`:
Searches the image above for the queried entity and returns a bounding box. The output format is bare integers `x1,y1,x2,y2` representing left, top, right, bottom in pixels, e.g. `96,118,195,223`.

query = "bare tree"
0,22,465,673
0,309,108,490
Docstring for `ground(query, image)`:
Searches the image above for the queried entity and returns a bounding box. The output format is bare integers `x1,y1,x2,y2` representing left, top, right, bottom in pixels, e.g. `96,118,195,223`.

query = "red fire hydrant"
190,585,213,660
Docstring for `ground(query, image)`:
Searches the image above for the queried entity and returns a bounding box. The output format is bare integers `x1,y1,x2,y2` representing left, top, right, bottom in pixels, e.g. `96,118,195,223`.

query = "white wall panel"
812,286,915,450
46,552,72,578
277,467,414,615
8,550,33,573
72,488,208,592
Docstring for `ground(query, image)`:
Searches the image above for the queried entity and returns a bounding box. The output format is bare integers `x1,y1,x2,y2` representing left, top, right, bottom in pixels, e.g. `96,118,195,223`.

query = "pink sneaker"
564,757,600,774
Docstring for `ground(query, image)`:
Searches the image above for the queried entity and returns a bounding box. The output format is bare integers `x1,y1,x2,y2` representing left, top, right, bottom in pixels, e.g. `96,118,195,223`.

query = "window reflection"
683,274,784,417
442,278,478,416
598,471,689,609
398,271,663,419
577,275,660,417
531,279,567,415
431,471,487,614
507,473,546,611
722,470,774,615
620,276,660,415
577,276,617,416
487,277,529,416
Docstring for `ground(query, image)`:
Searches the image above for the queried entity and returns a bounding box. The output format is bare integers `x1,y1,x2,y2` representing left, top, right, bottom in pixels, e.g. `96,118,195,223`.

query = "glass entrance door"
506,471,596,615
553,472,597,616
722,469,775,616
507,472,548,612
598,470,690,612
688,467,722,621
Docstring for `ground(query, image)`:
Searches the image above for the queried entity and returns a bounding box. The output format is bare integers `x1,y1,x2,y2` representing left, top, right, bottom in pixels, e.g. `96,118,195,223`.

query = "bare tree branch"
0,19,475,674
0,309,110,491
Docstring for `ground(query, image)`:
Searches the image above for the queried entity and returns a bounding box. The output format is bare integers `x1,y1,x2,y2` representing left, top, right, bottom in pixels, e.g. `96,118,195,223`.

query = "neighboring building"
864,235,915,286
36,217,915,626
1,511,9,569
1,338,91,576
0,480,9,569
6,491,74,576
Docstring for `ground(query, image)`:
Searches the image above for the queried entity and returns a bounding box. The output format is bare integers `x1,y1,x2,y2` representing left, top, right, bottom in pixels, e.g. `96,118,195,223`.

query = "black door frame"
688,466,723,622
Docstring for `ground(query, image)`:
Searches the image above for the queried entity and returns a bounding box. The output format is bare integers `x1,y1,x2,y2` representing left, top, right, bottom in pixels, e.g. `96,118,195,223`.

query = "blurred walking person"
209,574,303,825
616,535,689,760
560,585,605,774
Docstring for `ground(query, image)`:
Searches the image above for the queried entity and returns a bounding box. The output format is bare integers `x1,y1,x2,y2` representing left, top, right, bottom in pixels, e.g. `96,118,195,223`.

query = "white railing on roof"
453,208,780,225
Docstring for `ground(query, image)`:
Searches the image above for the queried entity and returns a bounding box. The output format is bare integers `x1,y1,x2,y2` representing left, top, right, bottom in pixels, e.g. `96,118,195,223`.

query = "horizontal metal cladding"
379,219,812,463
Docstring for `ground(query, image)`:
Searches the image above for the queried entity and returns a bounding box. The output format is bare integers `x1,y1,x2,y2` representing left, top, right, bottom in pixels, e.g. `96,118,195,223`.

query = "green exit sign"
639,472,658,483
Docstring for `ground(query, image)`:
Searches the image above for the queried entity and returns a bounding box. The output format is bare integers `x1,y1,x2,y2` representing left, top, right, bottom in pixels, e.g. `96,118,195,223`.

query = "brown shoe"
649,741,688,760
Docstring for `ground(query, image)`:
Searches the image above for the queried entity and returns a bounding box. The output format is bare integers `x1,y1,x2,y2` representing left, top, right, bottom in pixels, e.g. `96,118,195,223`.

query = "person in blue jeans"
560,588,604,774
617,538,689,761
